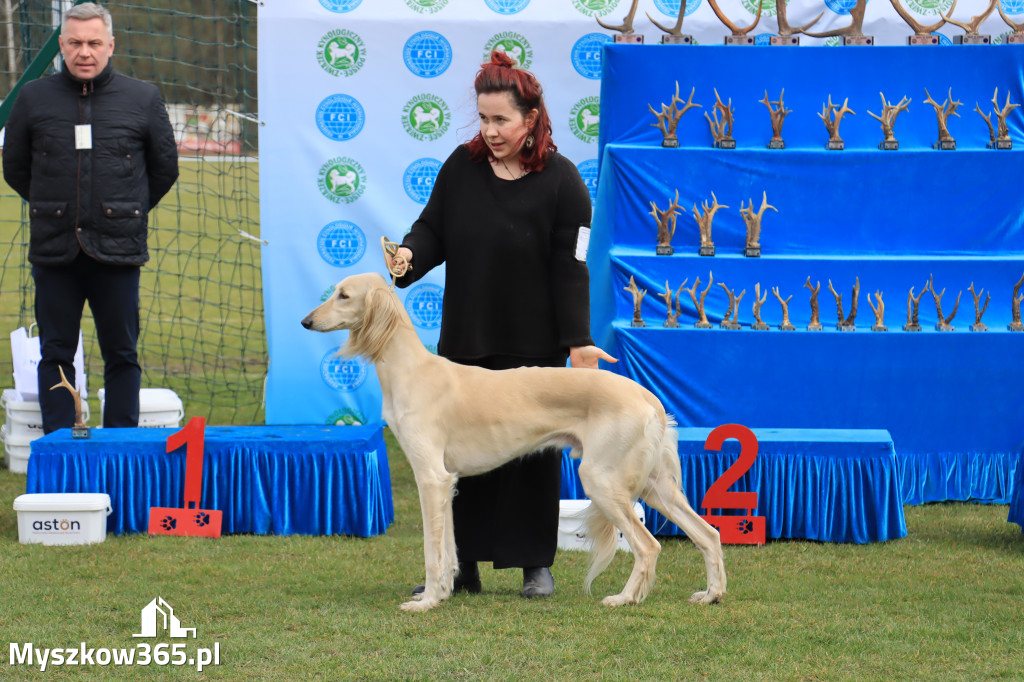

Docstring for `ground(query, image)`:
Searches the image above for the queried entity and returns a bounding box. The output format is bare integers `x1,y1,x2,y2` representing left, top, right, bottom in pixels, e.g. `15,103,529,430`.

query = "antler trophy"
761,89,791,149
926,273,961,332
718,281,746,330
772,0,824,45
650,189,683,255
923,88,961,150
976,88,1019,150
999,2,1024,43
50,366,89,438
693,192,728,256
660,279,687,328
829,276,860,331
741,191,777,257
707,0,763,45
867,290,887,331
596,0,644,43
625,275,647,328
772,287,796,331
890,0,953,45
752,283,770,330
705,89,736,149
819,95,855,150
648,0,693,44
868,92,910,150
968,282,991,332
904,283,927,331
1010,272,1024,331
649,82,702,148
684,273,715,329
805,277,823,331
802,0,873,45
942,0,997,44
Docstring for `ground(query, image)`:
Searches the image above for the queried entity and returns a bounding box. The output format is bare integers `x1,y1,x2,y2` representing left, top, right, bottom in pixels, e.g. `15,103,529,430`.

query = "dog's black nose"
301,316,313,329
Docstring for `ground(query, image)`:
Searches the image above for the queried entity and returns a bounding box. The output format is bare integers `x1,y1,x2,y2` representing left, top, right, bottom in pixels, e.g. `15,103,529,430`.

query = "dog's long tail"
582,412,670,595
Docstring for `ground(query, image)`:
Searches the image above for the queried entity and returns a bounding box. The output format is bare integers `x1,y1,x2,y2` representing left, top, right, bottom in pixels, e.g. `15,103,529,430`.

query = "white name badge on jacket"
75,124,92,150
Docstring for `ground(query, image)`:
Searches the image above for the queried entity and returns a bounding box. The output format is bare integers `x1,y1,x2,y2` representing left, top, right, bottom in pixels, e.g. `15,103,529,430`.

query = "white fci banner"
257,0,1024,426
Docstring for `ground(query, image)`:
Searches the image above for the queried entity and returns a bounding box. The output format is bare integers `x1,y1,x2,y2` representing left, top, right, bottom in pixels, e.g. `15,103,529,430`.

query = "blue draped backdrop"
26,425,394,537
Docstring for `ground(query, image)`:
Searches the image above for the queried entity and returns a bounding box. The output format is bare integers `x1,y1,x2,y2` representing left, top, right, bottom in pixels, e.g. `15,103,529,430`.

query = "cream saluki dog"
302,273,726,612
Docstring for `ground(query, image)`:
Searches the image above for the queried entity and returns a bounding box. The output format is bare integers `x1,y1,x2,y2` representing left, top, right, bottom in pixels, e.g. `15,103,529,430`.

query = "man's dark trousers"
32,251,141,433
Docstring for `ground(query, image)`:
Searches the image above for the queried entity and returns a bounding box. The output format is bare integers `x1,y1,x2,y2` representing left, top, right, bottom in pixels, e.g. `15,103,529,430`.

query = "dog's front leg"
400,466,458,613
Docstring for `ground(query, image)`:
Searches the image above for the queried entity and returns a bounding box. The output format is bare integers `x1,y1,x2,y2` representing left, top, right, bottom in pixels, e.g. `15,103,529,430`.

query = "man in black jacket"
3,2,179,432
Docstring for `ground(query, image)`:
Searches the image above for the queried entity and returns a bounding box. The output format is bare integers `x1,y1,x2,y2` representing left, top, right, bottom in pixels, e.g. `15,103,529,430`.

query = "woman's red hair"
466,51,556,173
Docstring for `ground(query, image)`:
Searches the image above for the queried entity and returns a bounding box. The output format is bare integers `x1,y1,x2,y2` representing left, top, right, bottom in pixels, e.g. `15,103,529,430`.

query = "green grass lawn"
1,427,1022,680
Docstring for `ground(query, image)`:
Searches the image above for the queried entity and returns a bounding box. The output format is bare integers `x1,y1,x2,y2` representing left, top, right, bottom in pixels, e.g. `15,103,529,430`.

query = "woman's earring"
525,134,535,149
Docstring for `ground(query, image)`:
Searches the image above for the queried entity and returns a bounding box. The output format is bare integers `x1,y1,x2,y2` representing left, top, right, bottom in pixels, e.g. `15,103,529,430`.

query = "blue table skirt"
561,427,907,544
898,451,1019,506
1009,448,1024,534
26,424,394,537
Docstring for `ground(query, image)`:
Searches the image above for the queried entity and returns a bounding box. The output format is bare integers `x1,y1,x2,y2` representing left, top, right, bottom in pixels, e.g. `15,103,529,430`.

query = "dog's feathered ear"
342,285,404,362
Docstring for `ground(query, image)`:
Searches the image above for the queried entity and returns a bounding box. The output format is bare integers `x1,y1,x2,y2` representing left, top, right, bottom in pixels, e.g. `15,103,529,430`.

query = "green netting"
0,1,264,426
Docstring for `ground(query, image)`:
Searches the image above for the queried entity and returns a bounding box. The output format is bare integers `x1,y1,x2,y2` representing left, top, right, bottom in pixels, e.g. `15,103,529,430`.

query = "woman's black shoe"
521,566,554,598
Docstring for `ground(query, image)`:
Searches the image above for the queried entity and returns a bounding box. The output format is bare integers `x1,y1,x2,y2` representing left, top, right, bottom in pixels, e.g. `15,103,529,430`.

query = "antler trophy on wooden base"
904,283,927,331
802,0,873,45
752,283,770,330
741,191,777,257
596,0,644,43
829,276,860,331
976,88,1019,150
923,88,961,150
868,92,910,150
50,366,89,439
649,82,702,148
685,273,715,329
968,282,991,331
926,274,961,332
693,192,728,256
648,0,693,44
705,89,736,149
761,89,791,149
625,276,647,328
868,290,888,331
650,189,683,255
999,2,1024,43
707,0,762,45
942,0,997,44
1008,272,1024,331
771,0,824,45
718,281,746,330
659,280,687,328
805,277,823,331
891,0,952,44
819,95,855,150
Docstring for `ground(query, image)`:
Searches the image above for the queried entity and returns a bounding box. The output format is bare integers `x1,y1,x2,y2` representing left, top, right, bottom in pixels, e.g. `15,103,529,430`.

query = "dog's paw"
600,594,637,607
400,598,438,613
689,589,723,605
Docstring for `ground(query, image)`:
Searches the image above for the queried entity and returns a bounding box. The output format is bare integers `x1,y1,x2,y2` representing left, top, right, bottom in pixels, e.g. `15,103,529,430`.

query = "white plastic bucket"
557,500,645,553
13,493,112,545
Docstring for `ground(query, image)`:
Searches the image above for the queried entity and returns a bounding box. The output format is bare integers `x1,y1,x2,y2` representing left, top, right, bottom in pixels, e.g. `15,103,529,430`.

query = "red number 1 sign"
699,424,765,545
147,417,223,538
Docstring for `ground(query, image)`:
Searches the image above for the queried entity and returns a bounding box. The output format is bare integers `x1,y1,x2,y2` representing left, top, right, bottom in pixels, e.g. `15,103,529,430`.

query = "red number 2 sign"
699,424,765,545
